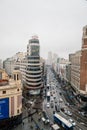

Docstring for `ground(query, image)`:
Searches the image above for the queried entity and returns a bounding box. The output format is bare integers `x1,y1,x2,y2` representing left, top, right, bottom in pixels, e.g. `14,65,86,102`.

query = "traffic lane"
57,85,87,128
33,112,50,130
43,95,54,120
56,90,87,130
60,110,86,130
45,103,54,121
13,118,35,130
46,69,87,130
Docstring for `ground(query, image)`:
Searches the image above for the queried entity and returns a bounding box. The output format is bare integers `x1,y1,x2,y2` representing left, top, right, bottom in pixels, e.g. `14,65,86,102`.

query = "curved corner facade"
25,36,43,95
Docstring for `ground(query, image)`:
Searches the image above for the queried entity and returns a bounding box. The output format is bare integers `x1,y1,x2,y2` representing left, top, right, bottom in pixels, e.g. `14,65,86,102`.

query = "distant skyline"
0,0,87,60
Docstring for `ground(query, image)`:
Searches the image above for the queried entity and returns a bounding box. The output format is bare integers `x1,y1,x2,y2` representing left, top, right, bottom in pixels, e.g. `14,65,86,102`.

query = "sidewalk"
12,98,50,130
32,112,50,130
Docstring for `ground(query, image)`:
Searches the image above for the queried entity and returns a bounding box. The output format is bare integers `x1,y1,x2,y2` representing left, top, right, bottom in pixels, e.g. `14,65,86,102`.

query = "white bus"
53,113,73,130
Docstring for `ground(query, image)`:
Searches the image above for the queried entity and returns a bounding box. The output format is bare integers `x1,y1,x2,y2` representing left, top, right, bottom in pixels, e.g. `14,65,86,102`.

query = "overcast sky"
0,0,87,60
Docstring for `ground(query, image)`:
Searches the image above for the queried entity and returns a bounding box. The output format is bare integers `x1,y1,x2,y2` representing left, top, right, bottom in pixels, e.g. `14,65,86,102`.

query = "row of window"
2,88,20,94
27,68,41,71
27,66,40,69
26,72,41,75
26,76,41,79
26,79,41,83
27,56,40,60
29,39,39,43
27,65,40,67
28,61,39,63
26,83,42,87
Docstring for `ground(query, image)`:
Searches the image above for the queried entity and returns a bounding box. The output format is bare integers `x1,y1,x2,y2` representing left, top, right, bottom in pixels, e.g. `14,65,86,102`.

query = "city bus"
53,113,73,130
47,91,50,101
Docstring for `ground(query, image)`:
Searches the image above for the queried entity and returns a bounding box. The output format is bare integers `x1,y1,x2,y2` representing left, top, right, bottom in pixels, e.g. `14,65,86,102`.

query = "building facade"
0,69,22,128
47,51,52,66
80,25,87,93
69,51,81,92
3,58,15,77
69,25,87,97
0,59,3,69
57,58,69,81
24,36,43,95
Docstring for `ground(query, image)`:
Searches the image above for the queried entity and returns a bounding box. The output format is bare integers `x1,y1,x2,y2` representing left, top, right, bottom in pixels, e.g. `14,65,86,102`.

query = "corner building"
69,25,87,99
25,36,43,95
80,25,87,92
0,69,22,128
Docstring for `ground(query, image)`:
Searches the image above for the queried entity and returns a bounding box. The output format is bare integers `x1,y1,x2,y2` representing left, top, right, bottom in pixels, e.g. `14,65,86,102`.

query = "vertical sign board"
0,98,9,120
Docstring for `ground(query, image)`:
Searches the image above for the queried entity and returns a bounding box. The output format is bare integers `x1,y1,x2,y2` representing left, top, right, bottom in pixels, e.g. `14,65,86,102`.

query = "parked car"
64,109,72,116
59,98,63,103
68,119,76,126
41,117,49,124
61,106,66,112
46,102,50,108
55,105,60,112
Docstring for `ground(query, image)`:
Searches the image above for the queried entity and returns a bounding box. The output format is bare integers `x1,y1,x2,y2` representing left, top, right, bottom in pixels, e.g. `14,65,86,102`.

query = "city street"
11,66,87,130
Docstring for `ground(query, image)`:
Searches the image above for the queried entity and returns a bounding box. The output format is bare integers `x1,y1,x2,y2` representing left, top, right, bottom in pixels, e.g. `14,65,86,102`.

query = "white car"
64,110,72,116
59,98,63,102
68,119,76,126
46,103,50,108
67,111,72,116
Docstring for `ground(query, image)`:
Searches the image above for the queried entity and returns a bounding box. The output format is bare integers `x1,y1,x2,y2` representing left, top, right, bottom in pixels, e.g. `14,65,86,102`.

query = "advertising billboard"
0,98,9,120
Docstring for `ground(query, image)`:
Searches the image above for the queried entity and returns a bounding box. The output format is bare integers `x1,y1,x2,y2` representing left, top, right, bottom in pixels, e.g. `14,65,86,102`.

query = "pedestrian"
22,121,24,125
31,116,33,121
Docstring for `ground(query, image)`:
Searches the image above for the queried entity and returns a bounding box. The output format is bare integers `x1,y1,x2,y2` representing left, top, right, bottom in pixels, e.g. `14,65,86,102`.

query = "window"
0,72,2,79
3,90,6,94
14,74,16,80
17,88,19,91
17,109,19,113
17,74,19,80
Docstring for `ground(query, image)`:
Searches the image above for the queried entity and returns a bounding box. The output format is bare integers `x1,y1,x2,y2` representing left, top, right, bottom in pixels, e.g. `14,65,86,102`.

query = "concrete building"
57,58,69,81
52,53,58,73
80,25,87,93
0,69,22,128
69,51,81,92
14,52,26,61
66,63,71,83
3,58,15,77
47,51,52,66
24,36,43,95
69,25,87,97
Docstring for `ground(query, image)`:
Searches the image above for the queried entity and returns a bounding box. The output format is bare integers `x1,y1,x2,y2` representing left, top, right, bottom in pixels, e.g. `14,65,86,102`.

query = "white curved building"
25,36,43,95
